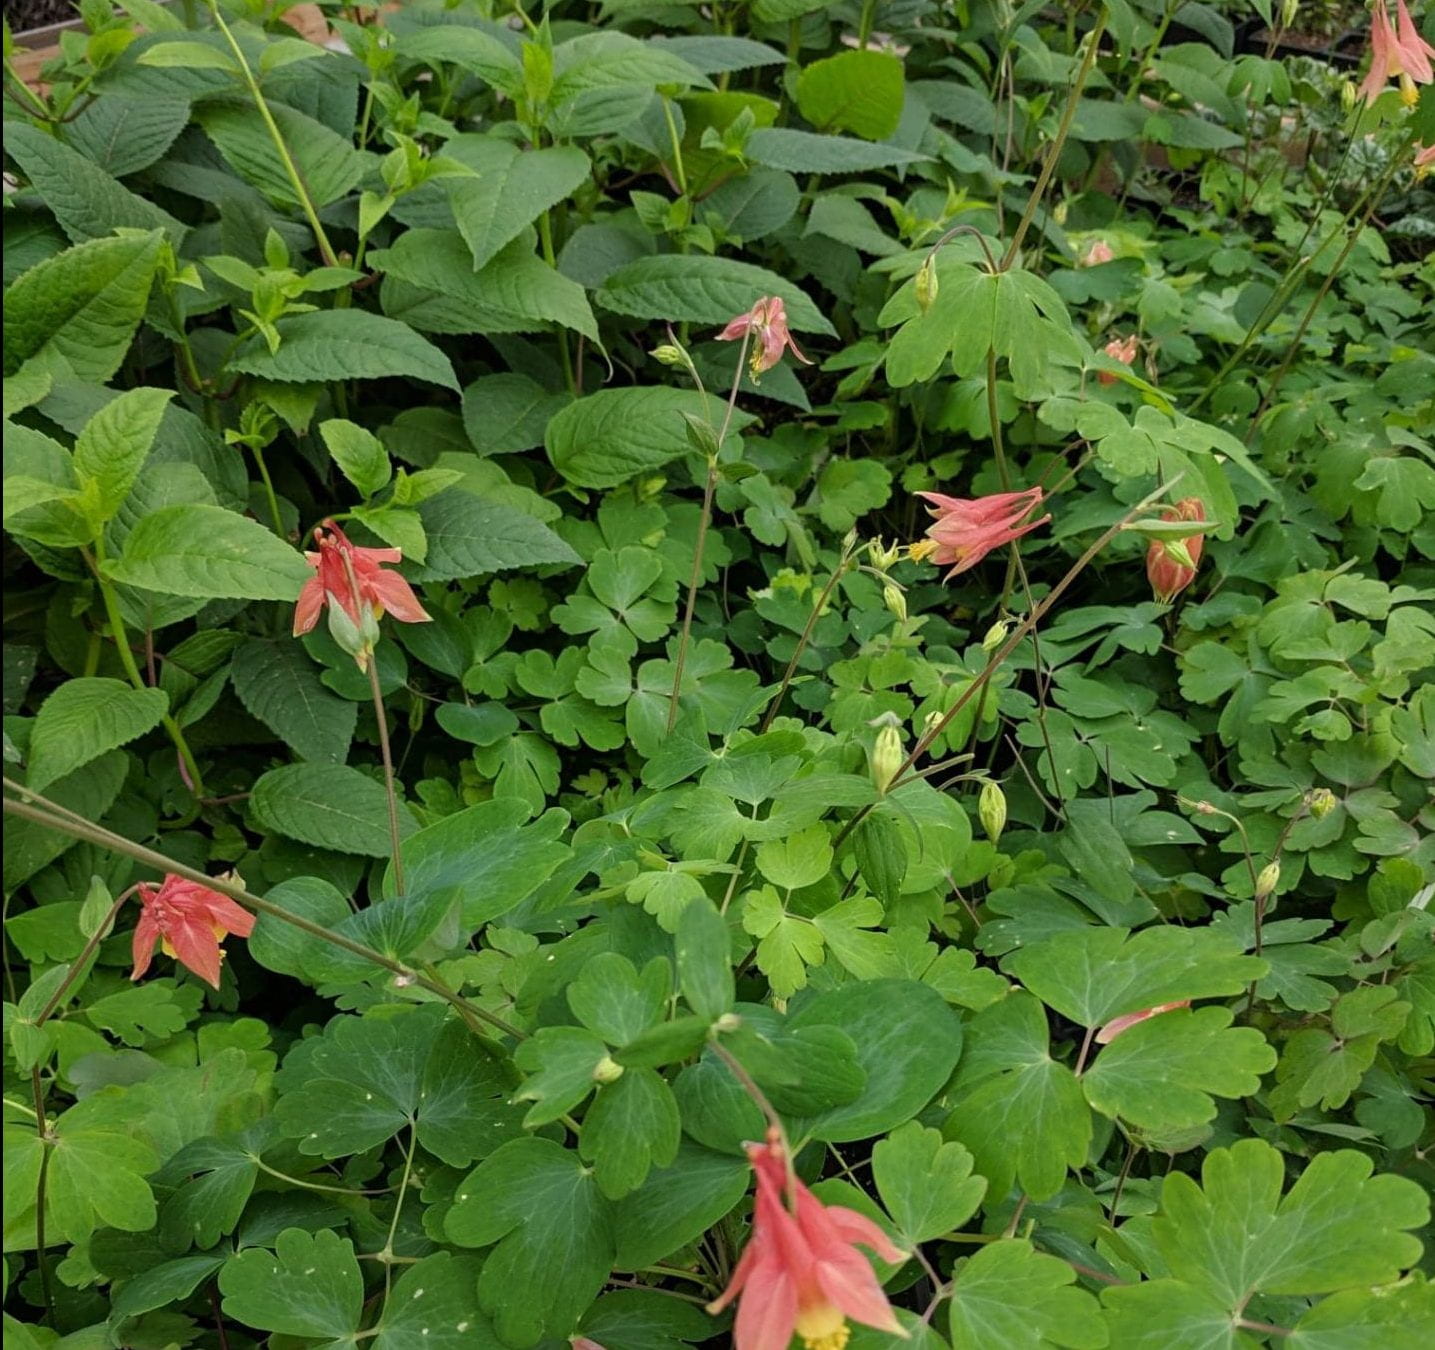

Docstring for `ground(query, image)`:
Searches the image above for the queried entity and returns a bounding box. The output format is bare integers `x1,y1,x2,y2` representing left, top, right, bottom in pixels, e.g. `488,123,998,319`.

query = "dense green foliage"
3,1,1434,1347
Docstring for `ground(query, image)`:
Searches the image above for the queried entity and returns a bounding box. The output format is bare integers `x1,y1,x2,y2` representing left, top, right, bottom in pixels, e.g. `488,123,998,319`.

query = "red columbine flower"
909,486,1050,579
1081,238,1115,266
1098,334,1140,385
1360,0,1434,105
293,519,430,669
131,875,256,990
1096,1000,1191,1044
708,1129,908,1350
717,296,812,383
1146,496,1207,603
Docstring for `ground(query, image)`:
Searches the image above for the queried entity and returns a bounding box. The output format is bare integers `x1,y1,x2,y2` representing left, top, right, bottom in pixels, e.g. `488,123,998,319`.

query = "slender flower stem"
999,7,1108,271
0,784,523,1043
32,889,136,1028
83,546,207,799
758,535,859,734
667,333,749,733
708,1037,800,1204
366,658,406,897
207,1,339,266
833,478,1181,851
380,1125,418,1302
250,445,286,539
31,1066,55,1323
1247,152,1405,435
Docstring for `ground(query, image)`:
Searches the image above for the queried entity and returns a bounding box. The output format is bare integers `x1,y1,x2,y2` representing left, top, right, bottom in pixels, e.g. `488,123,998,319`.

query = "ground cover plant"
3,0,1434,1346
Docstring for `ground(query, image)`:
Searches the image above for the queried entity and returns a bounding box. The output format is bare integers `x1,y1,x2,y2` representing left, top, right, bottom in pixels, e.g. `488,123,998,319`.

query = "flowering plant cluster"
3,2,1432,1349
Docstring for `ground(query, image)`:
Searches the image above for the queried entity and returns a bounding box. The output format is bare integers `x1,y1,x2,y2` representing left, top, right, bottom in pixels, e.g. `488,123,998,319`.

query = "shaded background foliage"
3,0,1434,1348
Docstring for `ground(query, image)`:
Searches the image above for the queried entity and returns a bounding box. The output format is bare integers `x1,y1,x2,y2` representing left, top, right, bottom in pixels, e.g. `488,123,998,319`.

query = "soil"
4,1,81,35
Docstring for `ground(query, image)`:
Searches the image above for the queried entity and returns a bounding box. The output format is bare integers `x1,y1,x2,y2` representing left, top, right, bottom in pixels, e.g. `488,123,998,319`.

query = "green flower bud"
651,343,688,368
592,1055,625,1084
883,582,907,622
871,724,904,795
981,619,1010,653
979,780,1007,843
1255,862,1280,900
1308,788,1337,819
915,256,939,314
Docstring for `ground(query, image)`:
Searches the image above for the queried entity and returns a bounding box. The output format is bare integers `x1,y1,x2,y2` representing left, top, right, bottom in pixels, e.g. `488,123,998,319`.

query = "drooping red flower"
1360,0,1434,105
717,296,812,382
1098,334,1140,385
293,519,430,665
910,486,1050,579
1096,1000,1192,1044
708,1128,908,1350
131,875,256,990
1146,497,1207,603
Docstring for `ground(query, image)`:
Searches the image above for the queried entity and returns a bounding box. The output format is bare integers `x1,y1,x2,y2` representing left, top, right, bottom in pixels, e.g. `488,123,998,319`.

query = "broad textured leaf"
462,373,569,456
579,1067,682,1198
230,638,357,763
595,254,834,334
788,979,963,1141
1083,1007,1276,1131
229,310,459,390
4,751,127,889
4,123,186,245
948,1239,1107,1350
219,1228,362,1341
372,230,598,342
104,502,311,600
1004,926,1267,1029
447,1137,615,1347
945,993,1091,1203
611,1139,749,1269
873,1122,986,1245
196,99,361,208
404,490,580,581
547,387,745,488
1150,1140,1428,1303
447,140,591,270
65,95,191,177
275,1008,524,1165
26,677,169,792
745,127,928,172
73,386,174,521
550,31,710,99
795,49,905,139
250,762,417,856
2,231,163,383
373,1254,504,1350
47,1123,159,1243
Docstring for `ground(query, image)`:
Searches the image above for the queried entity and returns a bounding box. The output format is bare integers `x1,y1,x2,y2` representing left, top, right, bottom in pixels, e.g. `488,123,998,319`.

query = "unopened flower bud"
1254,862,1280,901
883,582,907,622
915,256,939,314
1280,0,1299,29
713,1012,743,1034
1308,788,1337,819
979,780,1007,843
1340,80,1358,112
871,724,904,795
981,619,1010,653
869,538,901,571
326,596,381,672
592,1055,625,1084
651,343,687,368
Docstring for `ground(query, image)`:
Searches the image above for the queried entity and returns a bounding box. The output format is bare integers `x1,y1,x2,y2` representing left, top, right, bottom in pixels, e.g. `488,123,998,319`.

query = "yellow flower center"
796,1303,849,1350
907,538,937,563
1400,72,1419,107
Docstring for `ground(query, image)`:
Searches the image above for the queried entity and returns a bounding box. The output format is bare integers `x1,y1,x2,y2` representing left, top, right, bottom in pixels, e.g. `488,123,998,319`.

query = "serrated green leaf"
3,231,163,384
250,762,417,856
104,502,311,600
229,310,459,390
447,140,591,270
73,386,173,521
230,638,357,763
795,49,905,139
26,677,169,792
